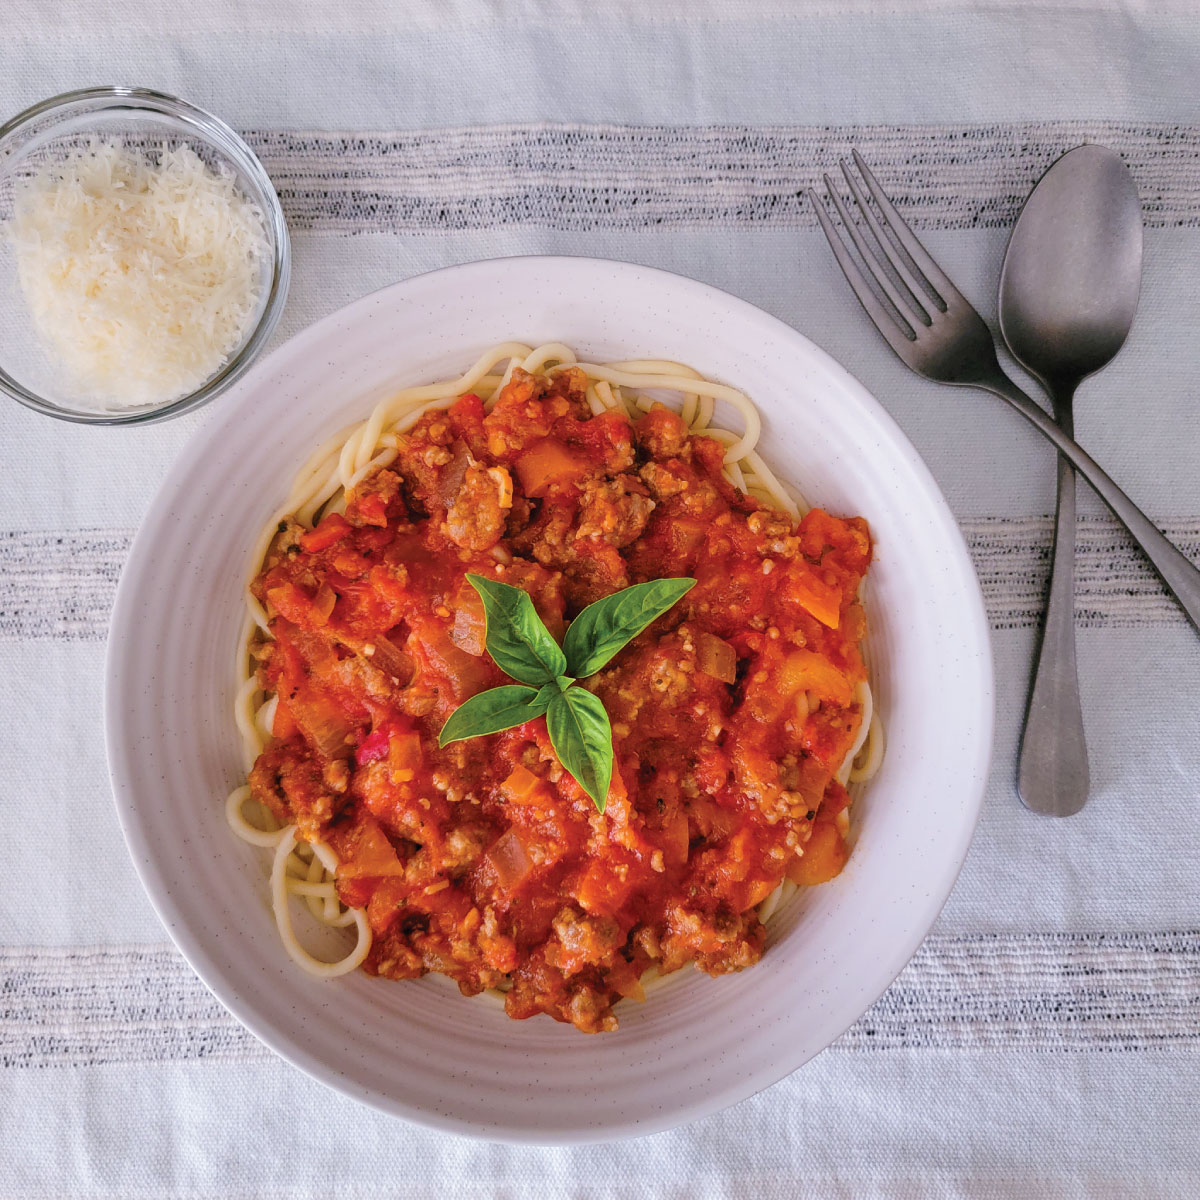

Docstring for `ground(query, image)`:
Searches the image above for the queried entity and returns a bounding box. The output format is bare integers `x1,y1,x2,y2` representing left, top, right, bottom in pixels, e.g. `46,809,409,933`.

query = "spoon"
999,144,1143,817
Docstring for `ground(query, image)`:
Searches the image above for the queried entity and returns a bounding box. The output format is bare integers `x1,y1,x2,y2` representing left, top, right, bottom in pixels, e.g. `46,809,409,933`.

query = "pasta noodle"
226,343,883,979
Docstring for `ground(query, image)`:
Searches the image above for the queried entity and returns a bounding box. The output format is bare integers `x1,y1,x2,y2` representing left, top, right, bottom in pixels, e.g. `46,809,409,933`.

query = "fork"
810,151,1200,806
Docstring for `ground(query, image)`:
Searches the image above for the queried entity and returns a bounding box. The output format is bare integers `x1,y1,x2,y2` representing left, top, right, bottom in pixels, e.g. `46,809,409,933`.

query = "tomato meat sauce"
248,367,872,1032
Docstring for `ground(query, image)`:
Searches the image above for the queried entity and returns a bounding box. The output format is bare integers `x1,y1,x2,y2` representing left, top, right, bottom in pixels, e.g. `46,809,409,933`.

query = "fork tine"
838,160,942,318
822,172,931,330
807,188,918,361
851,148,967,308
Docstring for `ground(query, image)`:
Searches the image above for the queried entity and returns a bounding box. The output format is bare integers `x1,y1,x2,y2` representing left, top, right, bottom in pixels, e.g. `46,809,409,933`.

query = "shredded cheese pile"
6,139,269,410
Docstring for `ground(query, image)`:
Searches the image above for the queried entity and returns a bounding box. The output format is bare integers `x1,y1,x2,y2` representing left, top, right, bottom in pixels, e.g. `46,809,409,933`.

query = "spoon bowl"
1000,145,1142,391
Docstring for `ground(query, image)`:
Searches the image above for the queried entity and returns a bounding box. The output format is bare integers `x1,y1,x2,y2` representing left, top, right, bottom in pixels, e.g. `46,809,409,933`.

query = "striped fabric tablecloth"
2,3,1199,1196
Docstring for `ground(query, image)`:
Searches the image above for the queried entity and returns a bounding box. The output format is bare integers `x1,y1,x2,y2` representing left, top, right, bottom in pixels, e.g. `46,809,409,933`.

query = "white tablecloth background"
2,2,1199,1196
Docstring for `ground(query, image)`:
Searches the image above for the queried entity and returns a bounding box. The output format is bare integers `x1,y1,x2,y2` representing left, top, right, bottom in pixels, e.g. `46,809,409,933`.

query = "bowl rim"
105,253,995,1142
0,85,290,426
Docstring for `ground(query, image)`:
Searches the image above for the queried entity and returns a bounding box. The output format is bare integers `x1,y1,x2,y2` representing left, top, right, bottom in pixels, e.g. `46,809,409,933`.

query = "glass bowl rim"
0,85,290,426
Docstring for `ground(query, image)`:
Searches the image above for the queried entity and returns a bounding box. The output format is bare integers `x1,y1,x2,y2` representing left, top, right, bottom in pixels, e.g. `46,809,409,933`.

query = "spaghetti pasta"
226,343,883,1002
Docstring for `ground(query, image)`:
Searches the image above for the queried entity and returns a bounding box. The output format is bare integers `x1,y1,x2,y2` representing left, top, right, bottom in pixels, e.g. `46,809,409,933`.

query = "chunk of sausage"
634,405,689,458
444,462,513,550
575,476,656,548
548,906,623,975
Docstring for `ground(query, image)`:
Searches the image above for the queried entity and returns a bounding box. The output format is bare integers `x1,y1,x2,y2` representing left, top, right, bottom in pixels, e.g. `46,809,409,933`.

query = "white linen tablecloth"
2,2,1199,1195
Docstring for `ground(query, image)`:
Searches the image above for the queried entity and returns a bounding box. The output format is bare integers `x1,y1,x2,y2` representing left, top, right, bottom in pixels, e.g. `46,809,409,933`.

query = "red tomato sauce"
249,367,872,1032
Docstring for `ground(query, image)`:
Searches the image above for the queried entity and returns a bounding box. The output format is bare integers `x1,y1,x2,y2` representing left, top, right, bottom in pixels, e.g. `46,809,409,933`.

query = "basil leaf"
466,574,567,686
562,577,697,678
438,685,548,747
546,686,614,813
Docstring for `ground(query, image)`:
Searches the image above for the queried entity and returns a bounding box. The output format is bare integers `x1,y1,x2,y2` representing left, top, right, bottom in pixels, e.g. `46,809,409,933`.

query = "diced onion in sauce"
291,695,354,759
486,829,533,890
696,631,737,683
450,589,487,656
311,583,337,624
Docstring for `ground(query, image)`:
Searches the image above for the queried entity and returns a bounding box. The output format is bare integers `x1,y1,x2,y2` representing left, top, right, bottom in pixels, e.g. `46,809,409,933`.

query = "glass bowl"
0,86,290,425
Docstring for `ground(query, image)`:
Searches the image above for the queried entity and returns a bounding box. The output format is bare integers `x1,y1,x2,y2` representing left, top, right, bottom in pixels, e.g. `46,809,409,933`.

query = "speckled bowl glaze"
105,256,993,1143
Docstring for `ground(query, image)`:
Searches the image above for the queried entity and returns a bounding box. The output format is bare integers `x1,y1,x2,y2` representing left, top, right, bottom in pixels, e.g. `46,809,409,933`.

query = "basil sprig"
438,573,695,812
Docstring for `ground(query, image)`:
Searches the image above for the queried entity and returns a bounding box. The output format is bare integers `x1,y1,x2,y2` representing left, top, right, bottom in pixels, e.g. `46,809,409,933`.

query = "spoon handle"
979,371,1200,634
1017,416,1089,817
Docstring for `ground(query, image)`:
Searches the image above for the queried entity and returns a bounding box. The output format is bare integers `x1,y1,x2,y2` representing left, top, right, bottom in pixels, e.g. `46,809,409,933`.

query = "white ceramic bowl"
106,256,993,1143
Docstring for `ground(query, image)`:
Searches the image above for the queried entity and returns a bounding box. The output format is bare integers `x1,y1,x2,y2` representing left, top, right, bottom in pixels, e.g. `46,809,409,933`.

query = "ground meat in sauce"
248,367,871,1033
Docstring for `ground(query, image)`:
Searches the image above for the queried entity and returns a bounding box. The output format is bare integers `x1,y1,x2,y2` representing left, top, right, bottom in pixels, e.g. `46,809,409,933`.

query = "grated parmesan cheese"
6,139,269,410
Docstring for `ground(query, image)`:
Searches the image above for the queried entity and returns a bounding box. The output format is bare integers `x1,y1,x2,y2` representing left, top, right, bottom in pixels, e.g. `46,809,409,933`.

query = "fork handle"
980,372,1200,633
1018,414,1089,817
